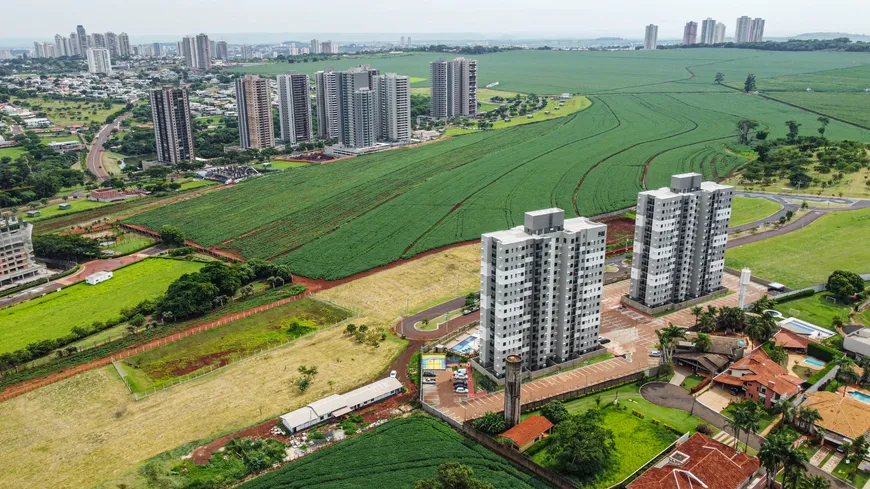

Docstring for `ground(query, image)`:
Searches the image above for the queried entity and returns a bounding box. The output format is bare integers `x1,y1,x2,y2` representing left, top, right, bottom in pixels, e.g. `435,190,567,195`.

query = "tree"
773,398,797,425
759,433,792,489
768,344,789,367
827,270,865,302
782,446,809,489
801,475,831,489
548,410,615,478
471,411,506,435
797,407,822,433
414,463,495,489
129,314,146,328
691,306,703,327
847,435,869,476
714,72,725,84
693,333,713,353
737,119,760,145
817,116,830,138
785,121,802,144
698,313,716,333
744,73,757,92
158,225,185,247
541,400,569,424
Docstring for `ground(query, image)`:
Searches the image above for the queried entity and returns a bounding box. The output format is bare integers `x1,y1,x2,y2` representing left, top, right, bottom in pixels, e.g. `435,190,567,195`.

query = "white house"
280,377,403,433
85,271,113,285
844,328,870,359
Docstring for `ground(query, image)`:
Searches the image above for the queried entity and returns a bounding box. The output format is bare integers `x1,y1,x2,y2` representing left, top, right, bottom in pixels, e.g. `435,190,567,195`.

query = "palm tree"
661,324,687,363
655,330,671,364
773,398,797,426
742,407,761,449
800,475,830,489
698,313,716,333
782,447,809,489
691,306,703,327
797,407,822,434
726,415,744,451
751,297,775,314
759,433,791,489
848,435,869,477
768,345,789,367
693,333,713,353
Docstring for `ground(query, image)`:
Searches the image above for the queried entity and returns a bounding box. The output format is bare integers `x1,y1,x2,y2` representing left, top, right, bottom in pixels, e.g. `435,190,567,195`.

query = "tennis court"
422,353,447,370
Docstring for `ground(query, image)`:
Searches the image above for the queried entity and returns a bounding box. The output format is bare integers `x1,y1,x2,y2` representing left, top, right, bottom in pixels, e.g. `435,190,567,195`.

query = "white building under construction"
0,216,44,287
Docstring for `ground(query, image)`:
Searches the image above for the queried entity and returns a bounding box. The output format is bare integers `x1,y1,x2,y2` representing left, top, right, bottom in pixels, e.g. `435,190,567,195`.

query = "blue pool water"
780,318,834,339
848,391,870,404
452,335,480,354
804,356,826,368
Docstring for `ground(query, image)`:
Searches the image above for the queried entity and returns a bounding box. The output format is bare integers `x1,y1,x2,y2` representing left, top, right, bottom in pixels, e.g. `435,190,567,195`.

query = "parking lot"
697,384,744,412
421,365,471,408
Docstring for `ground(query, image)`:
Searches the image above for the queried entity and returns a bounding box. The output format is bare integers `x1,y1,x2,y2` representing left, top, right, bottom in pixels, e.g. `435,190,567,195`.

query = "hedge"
632,410,645,419
806,363,835,386
772,289,815,304
807,342,843,363
690,376,712,394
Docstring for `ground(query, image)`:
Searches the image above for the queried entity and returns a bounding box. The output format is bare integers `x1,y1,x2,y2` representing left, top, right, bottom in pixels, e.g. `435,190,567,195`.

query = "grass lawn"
16,199,110,221
832,456,870,489
101,150,125,175
445,96,591,135
681,374,707,391
260,160,311,170
477,88,518,100
725,206,870,289
0,258,203,355
773,292,853,329
408,76,426,84
529,407,678,489
0,146,27,159
176,179,217,190
730,196,783,227
725,165,870,200
38,133,81,143
119,298,351,394
10,97,124,126
104,233,157,255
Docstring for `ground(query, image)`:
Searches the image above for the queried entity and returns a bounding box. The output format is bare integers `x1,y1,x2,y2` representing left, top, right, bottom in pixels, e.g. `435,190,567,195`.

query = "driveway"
396,296,478,340
697,384,742,413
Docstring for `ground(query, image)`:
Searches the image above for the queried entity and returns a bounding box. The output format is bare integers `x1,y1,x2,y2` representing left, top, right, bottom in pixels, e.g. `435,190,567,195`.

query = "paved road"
396,296,476,340
729,191,869,235
86,114,129,181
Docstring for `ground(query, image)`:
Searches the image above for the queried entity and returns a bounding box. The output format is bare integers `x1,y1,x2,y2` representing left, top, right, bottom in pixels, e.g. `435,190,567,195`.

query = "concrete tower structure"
504,355,522,429
373,73,411,143
683,22,698,45
315,69,339,139
429,57,477,119
700,18,716,44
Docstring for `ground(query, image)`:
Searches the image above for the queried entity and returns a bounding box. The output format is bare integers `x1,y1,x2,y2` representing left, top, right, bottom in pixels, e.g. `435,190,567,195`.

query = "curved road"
86,114,129,181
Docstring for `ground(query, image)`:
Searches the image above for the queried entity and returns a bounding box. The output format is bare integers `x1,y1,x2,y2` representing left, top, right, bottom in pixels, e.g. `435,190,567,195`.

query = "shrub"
772,289,815,304
696,423,714,435
541,400,569,424
632,410,645,419
651,419,661,425
808,342,843,362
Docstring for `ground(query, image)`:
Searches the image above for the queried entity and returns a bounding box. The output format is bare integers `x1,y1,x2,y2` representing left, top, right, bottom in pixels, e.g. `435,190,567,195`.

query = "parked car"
456,368,467,374
422,371,436,378
649,350,662,357
453,381,468,387
729,387,740,396
389,370,397,378
462,306,480,315
598,336,611,344
454,374,468,380
455,387,468,394
422,378,436,385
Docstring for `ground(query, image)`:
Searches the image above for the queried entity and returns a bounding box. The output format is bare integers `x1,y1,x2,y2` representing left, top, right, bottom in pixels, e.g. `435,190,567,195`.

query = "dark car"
598,336,611,344
422,371,436,378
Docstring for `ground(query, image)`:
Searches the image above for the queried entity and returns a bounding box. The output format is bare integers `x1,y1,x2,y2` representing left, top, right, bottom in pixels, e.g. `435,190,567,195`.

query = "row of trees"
660,37,870,53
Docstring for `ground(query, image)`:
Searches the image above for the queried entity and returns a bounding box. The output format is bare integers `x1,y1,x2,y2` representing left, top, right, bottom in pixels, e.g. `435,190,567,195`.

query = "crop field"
119,298,351,393
0,258,203,354
726,206,870,289
730,196,783,227
235,415,550,489
766,92,870,128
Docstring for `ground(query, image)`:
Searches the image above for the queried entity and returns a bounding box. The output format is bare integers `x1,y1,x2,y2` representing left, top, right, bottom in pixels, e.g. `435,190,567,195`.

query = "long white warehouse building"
280,377,403,433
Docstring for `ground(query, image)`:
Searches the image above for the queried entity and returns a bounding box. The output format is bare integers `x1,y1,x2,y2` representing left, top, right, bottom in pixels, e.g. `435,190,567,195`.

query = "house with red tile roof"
713,347,803,407
499,415,553,452
772,329,811,352
627,433,760,489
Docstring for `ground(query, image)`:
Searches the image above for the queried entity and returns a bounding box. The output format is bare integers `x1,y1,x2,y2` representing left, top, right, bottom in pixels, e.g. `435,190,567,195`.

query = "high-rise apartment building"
315,70,339,139
194,34,211,70
181,36,195,67
0,216,44,287
429,57,477,119
86,48,112,74
750,18,765,42
373,73,411,143
479,208,607,377
33,42,57,58
235,75,275,149
351,88,376,148
215,41,228,60
644,24,659,50
54,34,70,57
105,32,119,58
277,72,313,145
151,42,162,58
735,16,753,43
336,67,375,148
76,25,88,56
150,86,195,164
118,32,130,57
700,18,716,44
628,173,733,310
310,39,320,54
91,32,106,49
70,33,80,56
714,23,727,43
683,22,698,45
241,45,253,61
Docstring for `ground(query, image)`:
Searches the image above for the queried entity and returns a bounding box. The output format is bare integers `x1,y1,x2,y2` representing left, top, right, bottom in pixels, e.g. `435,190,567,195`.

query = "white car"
389,370,397,378
422,378,436,385
455,387,468,394
649,350,662,357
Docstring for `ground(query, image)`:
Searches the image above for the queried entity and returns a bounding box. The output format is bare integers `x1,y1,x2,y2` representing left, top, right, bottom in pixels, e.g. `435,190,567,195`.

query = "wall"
621,288,727,316
470,347,610,386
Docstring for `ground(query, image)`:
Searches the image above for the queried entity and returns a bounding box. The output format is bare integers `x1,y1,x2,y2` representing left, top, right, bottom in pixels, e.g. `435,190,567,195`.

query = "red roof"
714,348,803,397
773,330,811,350
501,415,553,447
627,433,760,489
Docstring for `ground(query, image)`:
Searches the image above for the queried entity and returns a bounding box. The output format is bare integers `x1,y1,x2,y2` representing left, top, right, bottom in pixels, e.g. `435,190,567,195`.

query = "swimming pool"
779,318,835,340
848,391,870,404
451,335,480,354
804,356,826,368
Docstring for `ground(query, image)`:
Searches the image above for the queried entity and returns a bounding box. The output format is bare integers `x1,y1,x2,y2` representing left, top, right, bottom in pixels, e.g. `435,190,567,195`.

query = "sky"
5,0,869,43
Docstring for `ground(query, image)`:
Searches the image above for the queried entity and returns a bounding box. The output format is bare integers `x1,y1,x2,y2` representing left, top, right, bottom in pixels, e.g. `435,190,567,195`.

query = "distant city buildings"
241,45,253,61
644,24,659,50
215,40,228,60
106,32,119,58
150,86,195,164
750,18,766,42
54,34,71,57
86,48,112,74
714,22,727,43
32,42,56,58
700,18,717,44
478,208,607,377
118,33,130,57
337,66,379,148
76,24,88,55
628,173,733,312
736,16,765,42
683,22,698,45
91,32,106,49
429,57,477,119
310,39,320,54
277,72,313,145
0,216,44,287
195,33,211,70
235,75,275,149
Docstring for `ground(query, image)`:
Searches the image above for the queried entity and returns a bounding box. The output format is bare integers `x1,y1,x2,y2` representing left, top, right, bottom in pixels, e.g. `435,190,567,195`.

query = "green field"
773,292,870,329
104,233,156,255
0,258,203,354
260,160,312,170
118,298,350,393
235,415,550,489
730,196,783,227
726,206,870,289
0,146,28,159
16,199,109,221
10,97,124,126
766,92,870,128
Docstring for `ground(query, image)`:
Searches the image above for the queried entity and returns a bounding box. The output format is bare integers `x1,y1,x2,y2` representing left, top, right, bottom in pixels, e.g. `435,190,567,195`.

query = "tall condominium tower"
373,73,411,143
70,33,80,56
151,42,162,58
352,88,376,148
315,70,339,139
479,208,607,377
750,18,765,42
683,22,698,45
714,23,727,43
0,216,44,287
86,48,112,74
235,75,275,149
644,24,659,50
629,173,733,310
105,32,119,58
241,45,253,61
215,41,228,60
54,34,70,57
181,36,195,67
91,33,106,49
150,86,195,164
76,24,88,56
700,18,716,44
194,34,211,70
735,16,753,43
118,32,131,57
337,67,375,148
310,39,320,54
277,72,313,145
429,57,477,119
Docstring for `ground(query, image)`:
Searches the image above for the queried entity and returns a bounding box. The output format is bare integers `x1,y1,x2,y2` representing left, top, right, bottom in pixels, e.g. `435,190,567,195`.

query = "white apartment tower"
277,72,313,145
629,173,733,309
194,34,211,70
750,18,765,42
429,57,477,119
76,25,88,55
70,33,80,56
150,86,195,164
215,41,228,60
118,33,131,57
235,75,275,149
683,22,698,45
644,24,659,50
0,217,44,287
182,36,195,67
315,70,339,139
54,35,71,57
700,18,716,44
106,32,119,58
714,23,727,44
310,39,320,54
373,73,411,143
86,48,112,74
352,88,376,148
91,33,106,49
480,209,607,377
337,66,378,148
735,16,753,43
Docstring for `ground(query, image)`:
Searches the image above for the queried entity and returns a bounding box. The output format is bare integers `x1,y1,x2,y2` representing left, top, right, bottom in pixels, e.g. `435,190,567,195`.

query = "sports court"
421,353,447,370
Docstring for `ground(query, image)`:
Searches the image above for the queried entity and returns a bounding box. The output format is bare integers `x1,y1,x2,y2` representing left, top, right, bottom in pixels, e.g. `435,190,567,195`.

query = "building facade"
86,48,112,74
235,75,275,149
118,32,130,57
644,24,659,50
194,33,211,70
0,216,43,287
215,40,228,60
714,23,727,44
91,32,106,49
105,32,119,58
181,36,195,67
277,72,313,145
750,18,765,42
683,22,698,45
479,208,607,377
76,24,88,56
150,86,195,164
310,39,320,54
629,173,733,309
373,73,411,143
700,18,716,44
430,57,478,119
735,16,753,43
337,67,376,148
315,70,339,139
